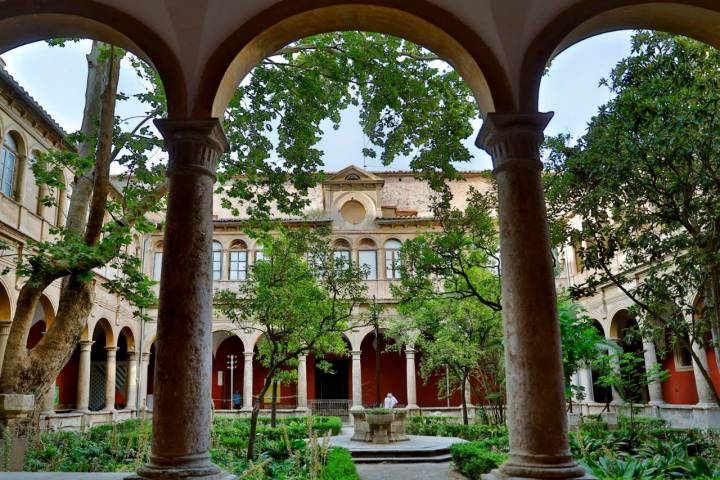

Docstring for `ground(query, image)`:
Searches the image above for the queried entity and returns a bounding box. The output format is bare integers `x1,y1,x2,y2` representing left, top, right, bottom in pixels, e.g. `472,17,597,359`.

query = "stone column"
691,342,717,406
642,340,664,405
127,351,139,411
136,118,231,480
351,350,363,411
579,366,594,403
477,113,590,480
242,352,254,410
40,383,54,415
76,340,93,411
296,355,308,413
139,352,150,410
608,341,624,405
104,346,117,411
0,320,12,373
405,348,418,409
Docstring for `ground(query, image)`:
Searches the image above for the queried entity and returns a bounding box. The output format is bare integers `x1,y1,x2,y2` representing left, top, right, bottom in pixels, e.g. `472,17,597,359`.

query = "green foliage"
450,442,508,479
215,228,367,405
544,31,720,402
26,417,349,478
405,416,508,444
557,299,610,403
389,190,504,423
319,448,359,480
219,32,479,222
364,408,392,415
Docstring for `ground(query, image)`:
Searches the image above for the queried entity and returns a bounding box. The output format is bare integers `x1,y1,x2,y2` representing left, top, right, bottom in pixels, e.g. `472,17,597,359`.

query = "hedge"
451,442,508,480
320,448,359,480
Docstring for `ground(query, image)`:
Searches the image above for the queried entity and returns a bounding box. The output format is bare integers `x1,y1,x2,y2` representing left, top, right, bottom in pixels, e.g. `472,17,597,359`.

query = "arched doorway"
360,330,406,407
89,319,113,411
212,331,244,409
610,310,649,403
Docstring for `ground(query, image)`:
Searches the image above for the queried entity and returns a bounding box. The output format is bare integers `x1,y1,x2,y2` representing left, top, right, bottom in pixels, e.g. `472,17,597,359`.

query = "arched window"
358,238,377,280
153,242,164,281
384,239,402,279
1,133,18,197
333,239,351,269
229,240,248,280
212,241,223,280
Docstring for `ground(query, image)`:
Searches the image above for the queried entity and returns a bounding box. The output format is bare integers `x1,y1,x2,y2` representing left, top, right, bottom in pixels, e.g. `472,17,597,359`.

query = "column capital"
351,350,362,358
0,320,11,335
243,351,254,359
475,112,553,174
105,346,118,354
127,350,138,361
141,352,151,361
154,118,228,179
405,348,416,356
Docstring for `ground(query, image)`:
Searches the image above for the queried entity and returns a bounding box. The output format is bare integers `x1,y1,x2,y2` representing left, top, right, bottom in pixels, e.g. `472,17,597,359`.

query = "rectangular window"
385,250,401,279
229,250,248,280
153,252,163,281
212,249,223,280
334,250,351,270
359,250,377,280
255,250,266,262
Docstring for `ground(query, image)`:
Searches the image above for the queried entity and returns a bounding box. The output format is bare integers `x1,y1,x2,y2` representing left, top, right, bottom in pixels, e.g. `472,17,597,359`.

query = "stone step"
354,454,453,464
351,447,451,458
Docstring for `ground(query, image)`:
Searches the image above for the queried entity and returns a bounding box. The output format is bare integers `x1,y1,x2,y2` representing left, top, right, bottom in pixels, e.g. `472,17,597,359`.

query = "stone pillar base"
482,459,595,480
0,394,35,471
294,407,310,416
131,463,235,480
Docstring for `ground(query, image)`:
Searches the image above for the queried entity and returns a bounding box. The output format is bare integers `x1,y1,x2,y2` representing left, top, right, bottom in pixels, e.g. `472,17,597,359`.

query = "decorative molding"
475,112,553,174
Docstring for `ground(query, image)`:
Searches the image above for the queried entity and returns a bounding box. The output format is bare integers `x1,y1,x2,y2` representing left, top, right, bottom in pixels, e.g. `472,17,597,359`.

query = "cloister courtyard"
0,1,720,480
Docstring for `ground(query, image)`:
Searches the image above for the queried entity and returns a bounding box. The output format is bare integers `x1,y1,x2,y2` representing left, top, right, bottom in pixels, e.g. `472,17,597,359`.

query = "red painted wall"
360,334,406,407
27,321,45,348
661,355,698,404
212,336,244,409
416,368,461,407
707,346,720,393
252,356,297,408
56,346,79,410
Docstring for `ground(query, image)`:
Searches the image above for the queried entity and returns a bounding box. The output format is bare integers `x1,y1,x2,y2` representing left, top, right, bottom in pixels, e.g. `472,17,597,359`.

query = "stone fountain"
350,408,410,444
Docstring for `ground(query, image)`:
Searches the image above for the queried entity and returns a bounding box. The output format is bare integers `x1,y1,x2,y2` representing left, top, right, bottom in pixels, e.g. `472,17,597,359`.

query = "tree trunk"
708,272,720,375
247,371,275,460
270,378,278,428
0,41,120,409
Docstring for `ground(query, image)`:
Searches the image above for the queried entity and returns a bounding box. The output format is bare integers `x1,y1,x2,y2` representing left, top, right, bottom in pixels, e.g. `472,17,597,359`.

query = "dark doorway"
315,357,349,399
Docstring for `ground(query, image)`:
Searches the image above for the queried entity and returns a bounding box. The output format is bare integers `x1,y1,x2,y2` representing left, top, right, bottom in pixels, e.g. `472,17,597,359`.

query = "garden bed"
408,415,720,479
23,416,354,479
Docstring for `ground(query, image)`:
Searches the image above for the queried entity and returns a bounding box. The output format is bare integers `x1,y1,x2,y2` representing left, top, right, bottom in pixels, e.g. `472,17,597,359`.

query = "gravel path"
356,462,466,480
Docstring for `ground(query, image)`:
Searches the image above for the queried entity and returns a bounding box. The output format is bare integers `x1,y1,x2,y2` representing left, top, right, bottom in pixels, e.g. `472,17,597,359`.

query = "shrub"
320,448,359,480
451,442,507,480
405,416,507,443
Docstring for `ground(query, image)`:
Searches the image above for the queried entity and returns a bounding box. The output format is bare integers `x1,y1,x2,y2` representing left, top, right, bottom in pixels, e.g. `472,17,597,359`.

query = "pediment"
324,164,384,187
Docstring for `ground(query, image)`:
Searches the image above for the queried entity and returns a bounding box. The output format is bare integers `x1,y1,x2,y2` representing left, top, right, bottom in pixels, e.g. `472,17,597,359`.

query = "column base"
294,406,310,415
131,463,235,480
482,458,594,480
647,400,665,406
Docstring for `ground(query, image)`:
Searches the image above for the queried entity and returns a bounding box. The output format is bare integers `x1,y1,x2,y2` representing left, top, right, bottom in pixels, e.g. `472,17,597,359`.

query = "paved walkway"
357,462,465,479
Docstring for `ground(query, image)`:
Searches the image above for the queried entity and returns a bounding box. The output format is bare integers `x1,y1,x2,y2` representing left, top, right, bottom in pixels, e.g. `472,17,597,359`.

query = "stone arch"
522,1,720,111
0,0,186,116
0,279,11,324
90,317,114,347
211,330,245,409
212,329,246,357
119,325,136,352
333,191,377,223
199,0,513,118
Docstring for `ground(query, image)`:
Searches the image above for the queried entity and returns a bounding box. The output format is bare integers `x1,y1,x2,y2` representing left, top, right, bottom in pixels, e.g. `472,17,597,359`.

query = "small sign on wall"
217,370,223,386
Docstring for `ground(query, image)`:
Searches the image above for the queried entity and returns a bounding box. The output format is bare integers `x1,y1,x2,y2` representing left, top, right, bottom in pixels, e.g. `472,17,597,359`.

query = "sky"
0,30,634,173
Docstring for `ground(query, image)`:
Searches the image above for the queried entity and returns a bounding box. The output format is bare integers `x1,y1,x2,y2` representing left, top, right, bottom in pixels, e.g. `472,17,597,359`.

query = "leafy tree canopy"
544,31,720,403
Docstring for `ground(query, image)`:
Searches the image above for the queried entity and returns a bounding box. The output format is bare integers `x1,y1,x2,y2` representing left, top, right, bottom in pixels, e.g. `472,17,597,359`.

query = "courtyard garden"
406,415,720,480
20,413,720,479
23,416,355,479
